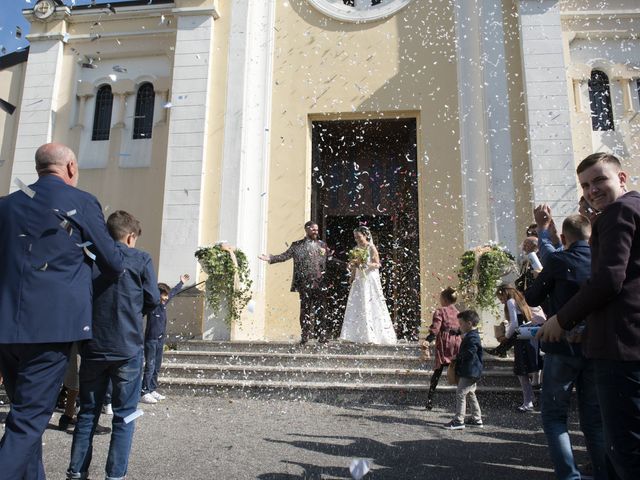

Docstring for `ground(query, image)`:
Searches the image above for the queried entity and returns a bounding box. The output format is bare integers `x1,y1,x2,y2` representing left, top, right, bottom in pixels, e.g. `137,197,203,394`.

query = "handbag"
494,322,506,340
447,359,459,385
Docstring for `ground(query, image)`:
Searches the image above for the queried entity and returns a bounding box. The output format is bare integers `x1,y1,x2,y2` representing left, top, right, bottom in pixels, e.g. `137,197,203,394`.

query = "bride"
339,226,397,345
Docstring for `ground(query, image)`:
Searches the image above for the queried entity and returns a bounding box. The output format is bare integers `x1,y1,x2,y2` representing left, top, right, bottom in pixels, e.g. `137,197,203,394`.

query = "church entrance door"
311,118,421,340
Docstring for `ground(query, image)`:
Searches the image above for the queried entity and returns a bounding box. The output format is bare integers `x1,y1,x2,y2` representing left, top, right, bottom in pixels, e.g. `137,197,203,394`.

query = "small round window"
307,0,414,23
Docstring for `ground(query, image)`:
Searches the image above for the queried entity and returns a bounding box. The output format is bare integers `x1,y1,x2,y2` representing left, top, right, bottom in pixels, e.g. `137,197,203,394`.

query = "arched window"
92,85,113,141
133,82,155,139
588,70,614,131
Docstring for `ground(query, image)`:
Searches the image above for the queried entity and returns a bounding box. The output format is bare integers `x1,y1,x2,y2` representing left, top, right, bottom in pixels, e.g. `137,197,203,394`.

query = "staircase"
160,341,523,405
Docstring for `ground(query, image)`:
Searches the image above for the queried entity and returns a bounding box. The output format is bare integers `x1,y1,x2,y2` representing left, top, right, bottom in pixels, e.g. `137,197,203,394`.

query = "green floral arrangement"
195,244,253,325
458,243,516,315
348,247,369,268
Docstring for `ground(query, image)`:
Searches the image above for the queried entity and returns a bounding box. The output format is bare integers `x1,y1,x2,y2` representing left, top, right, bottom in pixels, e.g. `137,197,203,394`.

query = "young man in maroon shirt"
539,152,640,479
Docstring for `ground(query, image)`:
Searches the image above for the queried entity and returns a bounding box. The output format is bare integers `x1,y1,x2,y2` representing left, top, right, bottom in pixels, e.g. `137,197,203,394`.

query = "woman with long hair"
496,284,542,412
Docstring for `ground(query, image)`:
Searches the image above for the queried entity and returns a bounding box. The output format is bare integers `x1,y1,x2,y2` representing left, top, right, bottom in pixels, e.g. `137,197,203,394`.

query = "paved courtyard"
1,395,589,479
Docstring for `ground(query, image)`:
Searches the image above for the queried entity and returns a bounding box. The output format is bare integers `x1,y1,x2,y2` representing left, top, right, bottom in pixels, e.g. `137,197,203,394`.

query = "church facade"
1,0,639,341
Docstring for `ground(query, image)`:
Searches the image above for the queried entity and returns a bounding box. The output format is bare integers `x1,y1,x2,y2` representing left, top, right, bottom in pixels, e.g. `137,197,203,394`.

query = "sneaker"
466,418,484,427
150,391,166,401
442,420,465,430
102,404,113,415
516,404,534,413
140,393,158,404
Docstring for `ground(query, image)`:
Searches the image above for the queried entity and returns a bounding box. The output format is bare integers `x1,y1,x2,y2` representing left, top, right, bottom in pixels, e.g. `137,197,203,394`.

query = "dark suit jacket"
84,243,159,361
557,191,640,361
270,238,328,292
525,241,591,356
0,175,124,344
455,329,483,379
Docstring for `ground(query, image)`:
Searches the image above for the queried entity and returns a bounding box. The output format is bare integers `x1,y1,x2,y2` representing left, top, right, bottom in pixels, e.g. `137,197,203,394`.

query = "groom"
259,221,335,344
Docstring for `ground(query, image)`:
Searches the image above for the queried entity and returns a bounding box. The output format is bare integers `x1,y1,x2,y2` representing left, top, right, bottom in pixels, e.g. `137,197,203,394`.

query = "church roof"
0,48,29,71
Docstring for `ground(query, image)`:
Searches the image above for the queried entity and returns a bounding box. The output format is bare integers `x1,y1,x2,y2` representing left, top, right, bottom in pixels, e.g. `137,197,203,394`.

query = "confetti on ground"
349,459,370,480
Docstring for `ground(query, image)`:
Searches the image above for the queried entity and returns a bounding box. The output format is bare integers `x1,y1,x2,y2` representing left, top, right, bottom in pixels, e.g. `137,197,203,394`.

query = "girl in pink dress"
425,287,462,410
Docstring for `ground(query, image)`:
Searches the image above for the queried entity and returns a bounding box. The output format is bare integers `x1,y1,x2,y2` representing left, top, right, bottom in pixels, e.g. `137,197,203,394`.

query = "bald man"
0,143,124,479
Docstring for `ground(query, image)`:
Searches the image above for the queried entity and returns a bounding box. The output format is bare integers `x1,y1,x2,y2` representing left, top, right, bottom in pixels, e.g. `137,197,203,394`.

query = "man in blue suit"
0,143,124,479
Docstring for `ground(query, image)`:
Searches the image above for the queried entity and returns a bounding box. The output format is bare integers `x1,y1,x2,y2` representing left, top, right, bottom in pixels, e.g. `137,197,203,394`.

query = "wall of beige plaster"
45,8,177,264
263,1,464,340
0,62,26,195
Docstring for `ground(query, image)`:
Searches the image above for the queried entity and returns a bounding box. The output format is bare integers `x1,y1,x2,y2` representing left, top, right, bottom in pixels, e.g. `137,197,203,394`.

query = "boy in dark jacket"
67,211,159,480
140,275,189,404
443,310,484,430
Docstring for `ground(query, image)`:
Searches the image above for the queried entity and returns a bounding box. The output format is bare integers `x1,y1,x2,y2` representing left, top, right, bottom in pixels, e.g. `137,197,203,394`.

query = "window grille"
588,70,614,131
92,85,113,141
133,83,155,139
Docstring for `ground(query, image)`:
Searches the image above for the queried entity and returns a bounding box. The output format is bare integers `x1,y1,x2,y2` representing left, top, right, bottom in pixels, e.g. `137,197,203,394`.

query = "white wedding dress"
339,245,397,345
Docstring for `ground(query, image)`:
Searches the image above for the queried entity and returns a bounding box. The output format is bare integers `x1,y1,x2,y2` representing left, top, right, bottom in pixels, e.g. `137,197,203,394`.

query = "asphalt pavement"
1,395,589,479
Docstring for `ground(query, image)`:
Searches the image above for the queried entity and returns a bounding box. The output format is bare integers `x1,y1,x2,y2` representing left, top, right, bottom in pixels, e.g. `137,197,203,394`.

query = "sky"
0,1,134,56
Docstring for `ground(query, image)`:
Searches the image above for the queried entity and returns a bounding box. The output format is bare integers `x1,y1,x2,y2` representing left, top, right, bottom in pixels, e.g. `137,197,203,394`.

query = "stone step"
163,350,513,369
158,377,526,405
173,340,424,355
159,363,520,387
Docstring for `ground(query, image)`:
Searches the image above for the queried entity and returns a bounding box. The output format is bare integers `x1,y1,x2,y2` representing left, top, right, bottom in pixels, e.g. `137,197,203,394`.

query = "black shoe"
94,424,111,435
425,399,433,411
58,414,75,431
484,348,506,358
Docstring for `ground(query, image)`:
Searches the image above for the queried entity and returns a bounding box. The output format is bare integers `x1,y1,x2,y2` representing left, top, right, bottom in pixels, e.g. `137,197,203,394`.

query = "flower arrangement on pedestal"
194,244,253,325
457,243,516,315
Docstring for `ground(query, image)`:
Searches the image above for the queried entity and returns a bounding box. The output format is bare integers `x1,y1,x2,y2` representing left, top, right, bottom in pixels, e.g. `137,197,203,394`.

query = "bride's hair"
354,226,372,243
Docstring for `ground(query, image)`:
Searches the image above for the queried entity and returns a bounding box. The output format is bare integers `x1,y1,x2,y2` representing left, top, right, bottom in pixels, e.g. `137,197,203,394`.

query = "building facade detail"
307,0,413,23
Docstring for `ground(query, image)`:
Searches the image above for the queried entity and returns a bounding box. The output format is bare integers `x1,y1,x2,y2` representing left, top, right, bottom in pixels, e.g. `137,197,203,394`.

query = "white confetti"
83,247,96,261
123,409,144,424
14,178,35,198
349,459,370,480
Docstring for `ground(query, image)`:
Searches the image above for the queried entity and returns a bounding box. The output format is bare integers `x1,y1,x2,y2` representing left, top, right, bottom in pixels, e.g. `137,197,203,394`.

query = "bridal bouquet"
348,247,369,268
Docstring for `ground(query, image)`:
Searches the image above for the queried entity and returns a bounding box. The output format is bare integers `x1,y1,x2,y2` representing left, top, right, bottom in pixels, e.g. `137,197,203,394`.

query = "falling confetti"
123,409,144,424
14,178,35,199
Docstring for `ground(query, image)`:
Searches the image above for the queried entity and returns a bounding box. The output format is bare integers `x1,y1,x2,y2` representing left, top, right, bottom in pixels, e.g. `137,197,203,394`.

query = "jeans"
593,359,640,480
142,336,165,394
0,343,71,480
67,351,143,480
541,354,607,480
454,377,482,423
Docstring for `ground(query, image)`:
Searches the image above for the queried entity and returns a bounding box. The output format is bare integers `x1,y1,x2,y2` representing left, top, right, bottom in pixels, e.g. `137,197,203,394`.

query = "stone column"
9,38,65,187
157,3,217,282
454,0,517,252
516,0,578,219
218,0,275,340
